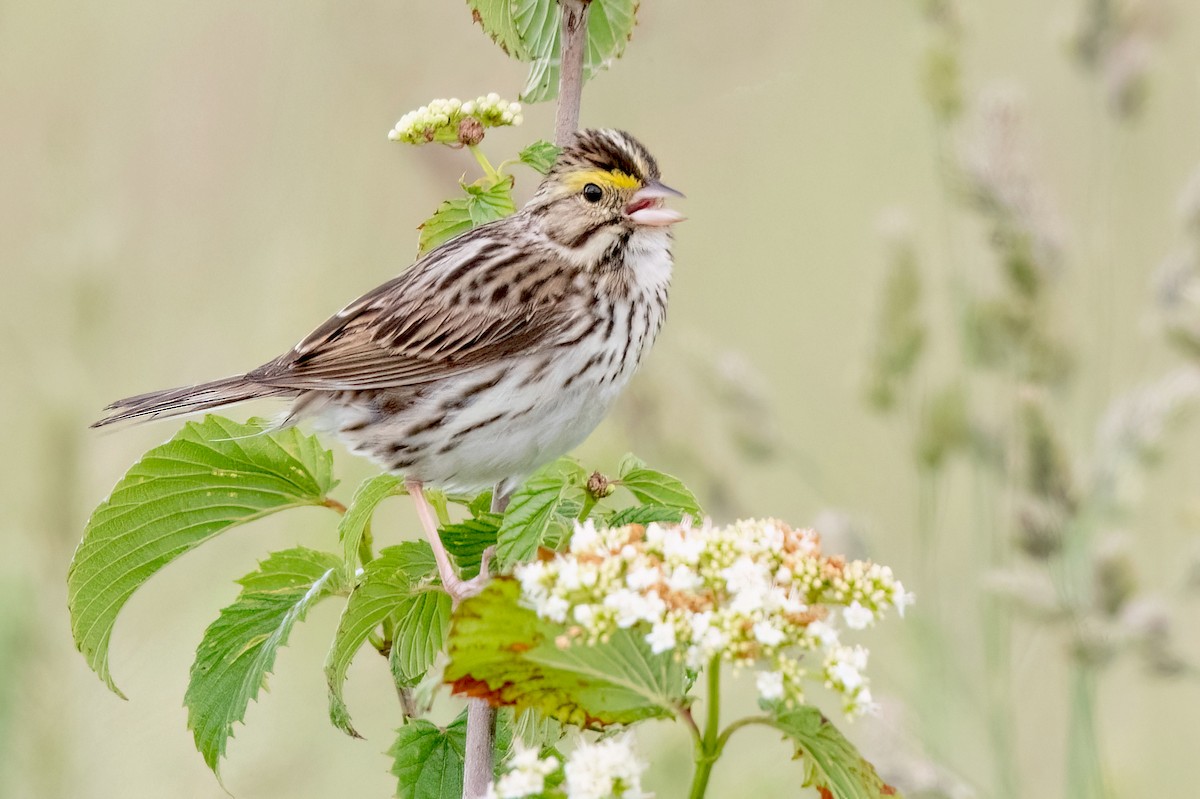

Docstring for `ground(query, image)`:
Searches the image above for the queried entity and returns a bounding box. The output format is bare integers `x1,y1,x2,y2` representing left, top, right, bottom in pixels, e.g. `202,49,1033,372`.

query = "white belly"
319,228,672,493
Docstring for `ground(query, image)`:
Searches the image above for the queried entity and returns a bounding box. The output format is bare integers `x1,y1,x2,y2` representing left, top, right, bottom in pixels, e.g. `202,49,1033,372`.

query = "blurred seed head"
915,0,964,123
1017,389,1078,510
855,696,977,799
1070,616,1118,668
1119,596,1192,677
1014,494,1069,559
983,568,1068,621
961,86,1066,278
1090,367,1200,508
1154,171,1200,355
1091,532,1137,617
1068,0,1169,119
915,383,971,470
865,208,926,412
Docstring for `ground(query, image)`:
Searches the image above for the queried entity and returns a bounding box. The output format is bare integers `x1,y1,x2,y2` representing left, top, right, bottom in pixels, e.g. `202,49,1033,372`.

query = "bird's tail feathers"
91,376,290,428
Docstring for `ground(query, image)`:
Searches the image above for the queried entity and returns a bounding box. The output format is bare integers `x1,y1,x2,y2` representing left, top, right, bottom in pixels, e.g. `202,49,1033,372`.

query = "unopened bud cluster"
389,94,524,145
486,736,649,799
516,518,912,717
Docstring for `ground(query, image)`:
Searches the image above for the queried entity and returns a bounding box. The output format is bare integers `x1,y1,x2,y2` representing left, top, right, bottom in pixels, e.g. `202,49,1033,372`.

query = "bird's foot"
406,480,494,605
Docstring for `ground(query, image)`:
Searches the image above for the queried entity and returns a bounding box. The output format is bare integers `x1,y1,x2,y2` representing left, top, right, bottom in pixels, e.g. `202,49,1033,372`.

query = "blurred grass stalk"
866,2,1183,796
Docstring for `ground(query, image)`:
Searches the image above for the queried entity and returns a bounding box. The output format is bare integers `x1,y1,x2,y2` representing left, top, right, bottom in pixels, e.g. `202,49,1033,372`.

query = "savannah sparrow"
94,128,684,597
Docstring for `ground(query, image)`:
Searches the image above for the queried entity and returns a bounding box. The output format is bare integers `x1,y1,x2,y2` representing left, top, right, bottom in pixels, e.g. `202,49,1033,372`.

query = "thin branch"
714,715,774,756
465,2,588,790
554,0,591,146
461,485,513,799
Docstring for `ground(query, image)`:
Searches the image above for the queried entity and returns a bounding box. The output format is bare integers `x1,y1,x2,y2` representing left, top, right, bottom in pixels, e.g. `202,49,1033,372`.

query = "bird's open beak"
625,181,686,227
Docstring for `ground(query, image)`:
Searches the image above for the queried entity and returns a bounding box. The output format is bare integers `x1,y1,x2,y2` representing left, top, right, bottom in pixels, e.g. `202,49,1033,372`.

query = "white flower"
826,645,869,692
760,520,785,551
573,604,596,627
539,595,570,624
756,670,785,701
513,517,909,723
842,601,874,630
625,565,660,591
570,519,601,553
662,528,705,564
517,561,549,599
603,589,665,628
722,557,770,596
848,687,881,717
666,564,702,592
558,560,583,591
646,620,677,654
893,584,915,617
805,620,840,648
493,743,560,798
564,735,651,799
495,769,543,798
390,93,524,145
753,620,785,648
829,661,864,691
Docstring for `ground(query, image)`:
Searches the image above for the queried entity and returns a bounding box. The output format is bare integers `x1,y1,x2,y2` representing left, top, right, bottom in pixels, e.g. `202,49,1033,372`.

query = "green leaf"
339,474,404,580
418,178,516,255
69,415,337,695
766,703,899,799
185,547,344,774
515,0,640,103
517,140,561,175
389,709,514,799
325,543,437,736
618,468,703,517
496,460,585,569
616,452,647,477
389,589,453,689
466,0,530,59
445,579,686,727
389,715,468,799
439,513,503,578
604,504,687,527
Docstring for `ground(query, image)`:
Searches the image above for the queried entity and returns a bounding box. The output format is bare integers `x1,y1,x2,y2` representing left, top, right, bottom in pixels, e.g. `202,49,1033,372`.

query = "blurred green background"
4,0,1200,797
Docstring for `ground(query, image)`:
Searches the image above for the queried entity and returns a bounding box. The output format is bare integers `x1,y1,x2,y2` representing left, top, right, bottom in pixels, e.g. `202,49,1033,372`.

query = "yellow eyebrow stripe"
566,169,641,192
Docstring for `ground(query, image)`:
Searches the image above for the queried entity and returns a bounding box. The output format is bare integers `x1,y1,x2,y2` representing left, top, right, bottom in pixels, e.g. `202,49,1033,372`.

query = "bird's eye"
582,183,603,203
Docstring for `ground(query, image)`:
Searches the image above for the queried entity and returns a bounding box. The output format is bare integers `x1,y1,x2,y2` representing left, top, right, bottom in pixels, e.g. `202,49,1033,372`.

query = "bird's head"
525,129,684,254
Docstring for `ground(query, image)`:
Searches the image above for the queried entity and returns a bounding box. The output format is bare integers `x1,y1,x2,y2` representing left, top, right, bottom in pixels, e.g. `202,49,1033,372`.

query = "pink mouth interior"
625,197,661,215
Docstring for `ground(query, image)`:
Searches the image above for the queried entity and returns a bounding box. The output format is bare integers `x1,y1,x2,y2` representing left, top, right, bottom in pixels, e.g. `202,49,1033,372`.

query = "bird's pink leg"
406,480,492,603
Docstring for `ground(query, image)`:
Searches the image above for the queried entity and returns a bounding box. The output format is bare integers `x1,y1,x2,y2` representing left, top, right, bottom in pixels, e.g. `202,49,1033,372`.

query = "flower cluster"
487,735,650,799
516,518,912,717
389,94,523,145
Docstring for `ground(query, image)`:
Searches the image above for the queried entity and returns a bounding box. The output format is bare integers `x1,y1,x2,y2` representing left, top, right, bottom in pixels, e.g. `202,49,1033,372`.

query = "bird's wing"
246,228,579,391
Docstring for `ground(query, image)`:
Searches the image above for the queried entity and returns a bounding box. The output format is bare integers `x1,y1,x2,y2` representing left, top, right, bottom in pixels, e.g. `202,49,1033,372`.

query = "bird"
93,128,685,598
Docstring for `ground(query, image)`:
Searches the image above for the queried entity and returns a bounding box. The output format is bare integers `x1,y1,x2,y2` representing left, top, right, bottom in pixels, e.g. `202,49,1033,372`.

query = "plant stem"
577,492,598,521
1066,658,1108,799
687,657,722,799
468,144,500,182
714,715,771,755
463,5,591,792
704,657,720,752
554,0,590,146
461,486,513,799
